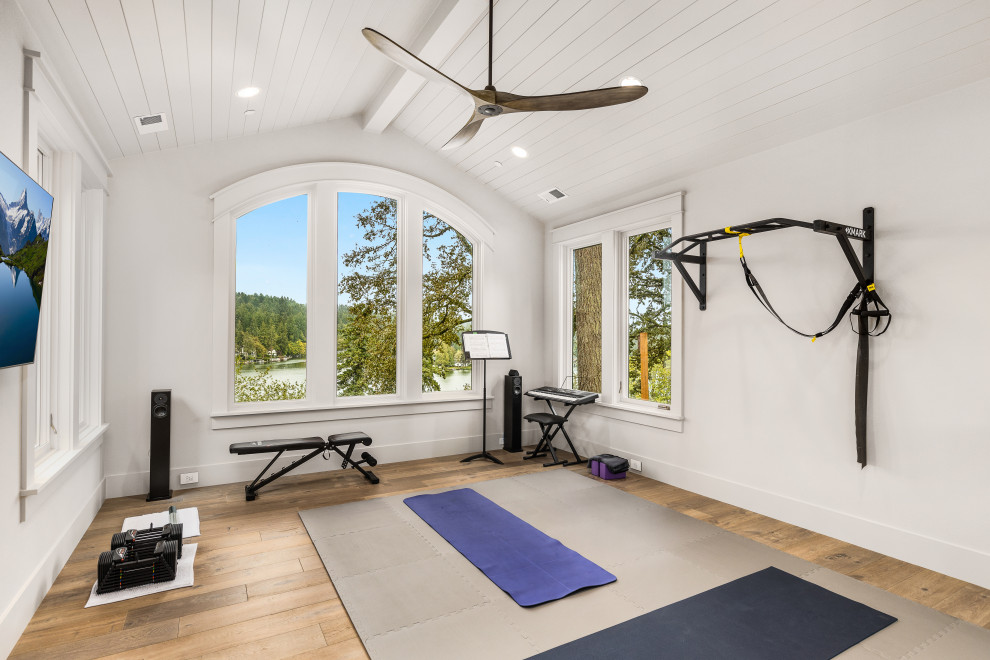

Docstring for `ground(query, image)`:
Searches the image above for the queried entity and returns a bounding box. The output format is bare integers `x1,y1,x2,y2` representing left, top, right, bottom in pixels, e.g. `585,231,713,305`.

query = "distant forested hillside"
235,292,306,358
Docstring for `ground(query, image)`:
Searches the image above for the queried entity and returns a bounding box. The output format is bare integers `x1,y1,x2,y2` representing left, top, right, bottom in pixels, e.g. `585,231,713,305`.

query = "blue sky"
236,195,308,302
0,149,54,218
236,192,470,305
236,192,390,304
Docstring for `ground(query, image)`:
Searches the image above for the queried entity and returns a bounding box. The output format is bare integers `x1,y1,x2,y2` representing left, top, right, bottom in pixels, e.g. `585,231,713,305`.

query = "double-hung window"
20,51,108,497
551,193,683,429
212,163,491,427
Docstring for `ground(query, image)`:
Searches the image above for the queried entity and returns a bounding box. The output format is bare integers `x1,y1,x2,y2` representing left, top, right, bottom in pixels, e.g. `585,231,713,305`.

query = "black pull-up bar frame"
653,208,883,468
654,212,874,311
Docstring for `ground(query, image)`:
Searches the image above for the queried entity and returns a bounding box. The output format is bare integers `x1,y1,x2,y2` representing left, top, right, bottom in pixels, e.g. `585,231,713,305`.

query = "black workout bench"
229,432,379,501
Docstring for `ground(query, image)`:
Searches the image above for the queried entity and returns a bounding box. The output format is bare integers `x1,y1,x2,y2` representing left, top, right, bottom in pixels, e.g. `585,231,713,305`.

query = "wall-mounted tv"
0,148,54,369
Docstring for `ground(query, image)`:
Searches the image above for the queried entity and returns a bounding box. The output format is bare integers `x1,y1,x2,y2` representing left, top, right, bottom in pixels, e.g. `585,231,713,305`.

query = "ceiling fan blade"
442,116,485,150
362,28,474,98
500,85,648,113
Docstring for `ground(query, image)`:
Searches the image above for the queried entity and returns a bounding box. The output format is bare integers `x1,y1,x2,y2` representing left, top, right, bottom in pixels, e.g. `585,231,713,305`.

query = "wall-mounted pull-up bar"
654,208,891,468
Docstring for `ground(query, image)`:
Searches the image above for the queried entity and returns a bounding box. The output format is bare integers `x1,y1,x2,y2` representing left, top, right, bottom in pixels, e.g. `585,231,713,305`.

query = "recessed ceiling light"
493,160,503,168
511,146,528,158
620,76,642,87
244,109,256,117
237,86,260,98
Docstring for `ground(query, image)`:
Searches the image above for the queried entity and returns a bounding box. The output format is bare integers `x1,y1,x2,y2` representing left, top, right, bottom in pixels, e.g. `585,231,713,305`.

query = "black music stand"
460,330,512,464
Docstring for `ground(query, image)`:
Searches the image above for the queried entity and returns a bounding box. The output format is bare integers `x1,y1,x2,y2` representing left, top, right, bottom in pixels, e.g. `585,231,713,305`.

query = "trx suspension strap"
654,208,891,467
734,230,862,342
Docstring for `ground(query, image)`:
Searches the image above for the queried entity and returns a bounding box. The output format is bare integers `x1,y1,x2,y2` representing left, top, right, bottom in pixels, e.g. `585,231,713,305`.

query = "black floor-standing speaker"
503,370,523,452
147,389,173,501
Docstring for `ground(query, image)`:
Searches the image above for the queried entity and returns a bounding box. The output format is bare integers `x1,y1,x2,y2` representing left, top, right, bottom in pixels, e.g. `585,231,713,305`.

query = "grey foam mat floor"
299,470,990,660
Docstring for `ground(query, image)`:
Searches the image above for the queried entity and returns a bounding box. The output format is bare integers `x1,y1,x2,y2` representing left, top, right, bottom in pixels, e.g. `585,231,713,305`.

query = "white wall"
102,118,546,497
559,78,990,589
0,1,105,656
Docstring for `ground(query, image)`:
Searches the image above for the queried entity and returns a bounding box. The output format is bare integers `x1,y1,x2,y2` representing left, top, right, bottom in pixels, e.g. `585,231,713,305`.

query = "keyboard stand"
523,400,583,467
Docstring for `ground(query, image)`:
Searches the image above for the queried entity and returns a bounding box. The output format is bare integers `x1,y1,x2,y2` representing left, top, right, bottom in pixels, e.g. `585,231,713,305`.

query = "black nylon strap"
740,256,863,340
855,323,869,467
849,290,892,337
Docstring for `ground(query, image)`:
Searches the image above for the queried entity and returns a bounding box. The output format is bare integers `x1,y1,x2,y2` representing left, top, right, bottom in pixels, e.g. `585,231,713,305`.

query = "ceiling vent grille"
133,113,168,134
537,187,568,204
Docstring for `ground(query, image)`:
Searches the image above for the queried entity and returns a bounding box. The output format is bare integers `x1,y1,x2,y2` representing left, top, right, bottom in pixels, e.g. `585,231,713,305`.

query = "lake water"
433,367,472,392
236,359,472,392
0,262,41,368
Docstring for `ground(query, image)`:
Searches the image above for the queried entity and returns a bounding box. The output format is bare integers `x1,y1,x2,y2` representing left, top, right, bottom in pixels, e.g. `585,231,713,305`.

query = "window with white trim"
33,140,55,459
30,151,107,478
234,194,309,403
571,242,602,392
422,211,473,393
337,192,398,398
622,226,672,407
211,164,490,425
18,50,108,498
551,194,683,425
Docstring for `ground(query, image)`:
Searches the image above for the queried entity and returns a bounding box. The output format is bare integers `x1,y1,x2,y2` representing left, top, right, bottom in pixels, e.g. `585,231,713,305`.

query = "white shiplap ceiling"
20,0,990,224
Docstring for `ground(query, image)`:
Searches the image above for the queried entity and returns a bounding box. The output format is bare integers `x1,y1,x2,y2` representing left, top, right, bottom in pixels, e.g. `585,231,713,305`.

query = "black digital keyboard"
524,386,599,406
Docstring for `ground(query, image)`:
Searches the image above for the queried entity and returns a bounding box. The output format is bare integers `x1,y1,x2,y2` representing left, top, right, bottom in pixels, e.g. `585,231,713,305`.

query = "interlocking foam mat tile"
300,471,990,660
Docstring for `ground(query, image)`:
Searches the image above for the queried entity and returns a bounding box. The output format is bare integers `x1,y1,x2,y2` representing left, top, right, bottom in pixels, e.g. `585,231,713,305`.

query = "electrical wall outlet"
498,436,504,446
629,459,643,472
179,472,199,485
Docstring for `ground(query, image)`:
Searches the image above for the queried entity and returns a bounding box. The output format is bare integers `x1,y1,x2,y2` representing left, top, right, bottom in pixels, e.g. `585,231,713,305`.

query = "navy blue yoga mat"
529,567,897,659
404,488,616,606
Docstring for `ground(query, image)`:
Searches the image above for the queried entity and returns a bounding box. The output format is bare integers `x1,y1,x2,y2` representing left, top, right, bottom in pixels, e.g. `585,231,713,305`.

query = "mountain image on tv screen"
0,149,54,369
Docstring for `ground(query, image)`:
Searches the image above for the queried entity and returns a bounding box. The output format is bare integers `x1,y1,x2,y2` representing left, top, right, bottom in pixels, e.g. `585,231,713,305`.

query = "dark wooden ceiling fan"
362,0,648,150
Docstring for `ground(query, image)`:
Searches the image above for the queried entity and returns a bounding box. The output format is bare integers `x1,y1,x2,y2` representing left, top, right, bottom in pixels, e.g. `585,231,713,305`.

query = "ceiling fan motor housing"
479,104,503,116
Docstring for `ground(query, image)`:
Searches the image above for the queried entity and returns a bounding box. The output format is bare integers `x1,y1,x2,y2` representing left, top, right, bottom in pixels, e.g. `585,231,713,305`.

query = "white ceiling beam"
362,0,485,134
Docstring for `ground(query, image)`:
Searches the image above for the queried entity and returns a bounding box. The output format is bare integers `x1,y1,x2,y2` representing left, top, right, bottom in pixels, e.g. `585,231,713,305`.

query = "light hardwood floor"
11,449,990,659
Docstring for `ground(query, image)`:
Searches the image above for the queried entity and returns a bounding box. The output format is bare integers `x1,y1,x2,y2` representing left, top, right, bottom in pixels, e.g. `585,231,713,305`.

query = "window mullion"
669,212,684,418
601,232,618,404
400,197,424,401
54,152,80,450
311,183,336,404
558,244,572,390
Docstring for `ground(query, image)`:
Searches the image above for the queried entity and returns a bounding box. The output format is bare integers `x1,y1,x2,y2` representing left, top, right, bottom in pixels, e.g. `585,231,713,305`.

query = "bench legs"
245,447,324,501
328,441,380,485
241,436,380,501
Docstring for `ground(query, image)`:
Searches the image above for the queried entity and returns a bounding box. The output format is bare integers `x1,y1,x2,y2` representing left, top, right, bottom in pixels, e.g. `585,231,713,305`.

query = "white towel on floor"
121,506,200,538
84,543,197,608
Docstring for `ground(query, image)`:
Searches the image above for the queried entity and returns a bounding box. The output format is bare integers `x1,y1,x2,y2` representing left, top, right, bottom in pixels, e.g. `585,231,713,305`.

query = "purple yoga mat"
404,488,616,606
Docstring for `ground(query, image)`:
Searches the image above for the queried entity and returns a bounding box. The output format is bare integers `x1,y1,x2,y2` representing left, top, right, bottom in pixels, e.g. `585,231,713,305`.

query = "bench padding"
328,431,372,447
229,432,378,500
229,437,325,455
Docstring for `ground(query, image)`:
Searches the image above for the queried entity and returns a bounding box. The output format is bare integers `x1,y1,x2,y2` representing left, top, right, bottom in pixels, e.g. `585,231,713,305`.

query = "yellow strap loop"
724,227,751,258
866,283,876,292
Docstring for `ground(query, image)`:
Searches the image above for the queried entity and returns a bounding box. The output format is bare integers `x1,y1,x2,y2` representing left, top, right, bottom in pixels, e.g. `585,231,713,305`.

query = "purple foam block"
590,460,601,477
599,463,626,480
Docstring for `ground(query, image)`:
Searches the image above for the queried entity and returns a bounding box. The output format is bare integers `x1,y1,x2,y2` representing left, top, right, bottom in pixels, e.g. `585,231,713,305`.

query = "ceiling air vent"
537,187,568,204
133,113,169,134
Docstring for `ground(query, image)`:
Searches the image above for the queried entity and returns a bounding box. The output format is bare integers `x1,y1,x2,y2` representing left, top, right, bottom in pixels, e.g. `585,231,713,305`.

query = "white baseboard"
591,444,990,591
105,429,542,499
0,477,106,658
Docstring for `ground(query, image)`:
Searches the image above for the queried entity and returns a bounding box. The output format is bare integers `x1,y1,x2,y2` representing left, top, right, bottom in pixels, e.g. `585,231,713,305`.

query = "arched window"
422,212,473,393
234,194,309,403
211,164,492,427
